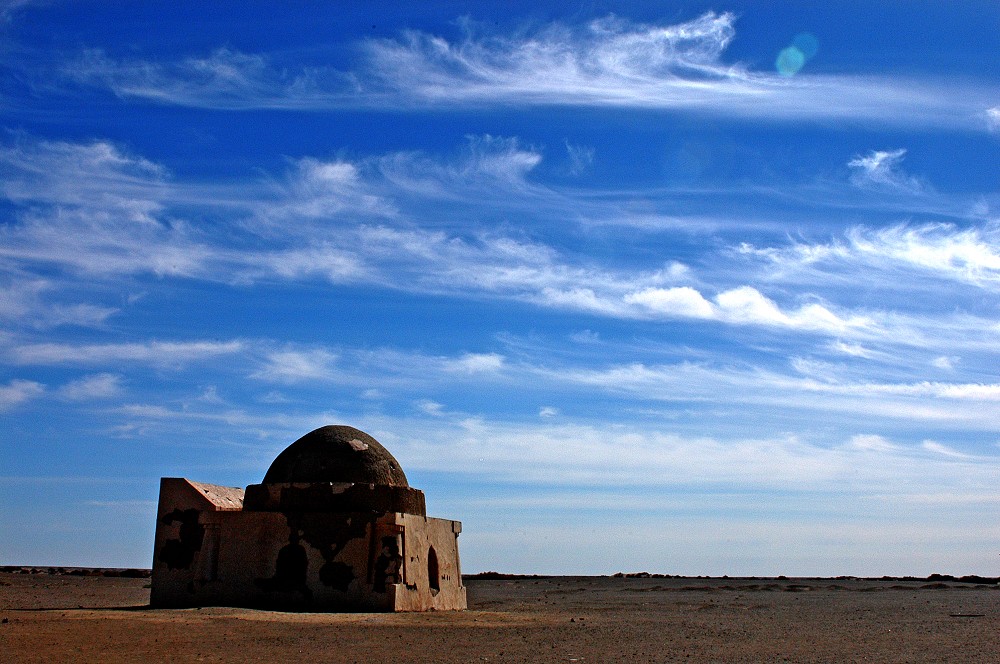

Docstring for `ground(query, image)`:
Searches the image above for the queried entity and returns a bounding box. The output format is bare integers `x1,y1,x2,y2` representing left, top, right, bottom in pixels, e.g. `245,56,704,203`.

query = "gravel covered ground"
1,571,997,662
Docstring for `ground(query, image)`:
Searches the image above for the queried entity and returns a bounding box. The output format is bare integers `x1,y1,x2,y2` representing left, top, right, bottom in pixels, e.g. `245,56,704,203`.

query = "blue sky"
1,1,999,575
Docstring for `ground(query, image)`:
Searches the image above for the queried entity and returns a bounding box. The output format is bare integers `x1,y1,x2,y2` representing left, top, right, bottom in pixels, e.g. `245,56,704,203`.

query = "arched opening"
427,546,440,594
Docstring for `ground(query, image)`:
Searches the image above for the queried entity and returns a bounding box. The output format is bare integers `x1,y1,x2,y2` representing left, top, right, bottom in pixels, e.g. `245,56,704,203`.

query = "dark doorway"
427,546,440,594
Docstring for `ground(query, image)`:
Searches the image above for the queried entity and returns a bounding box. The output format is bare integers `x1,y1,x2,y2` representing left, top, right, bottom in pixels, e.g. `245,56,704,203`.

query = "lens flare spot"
792,32,819,59
776,47,805,76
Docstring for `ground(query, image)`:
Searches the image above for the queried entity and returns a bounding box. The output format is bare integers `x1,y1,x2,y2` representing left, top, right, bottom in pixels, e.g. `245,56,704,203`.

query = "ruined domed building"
150,425,466,611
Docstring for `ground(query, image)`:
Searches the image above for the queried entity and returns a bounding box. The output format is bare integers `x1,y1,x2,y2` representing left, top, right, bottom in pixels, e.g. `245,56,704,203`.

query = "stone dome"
262,425,409,487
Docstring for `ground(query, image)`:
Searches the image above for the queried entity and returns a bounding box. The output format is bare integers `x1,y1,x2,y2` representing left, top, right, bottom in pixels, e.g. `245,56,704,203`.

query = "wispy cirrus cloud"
0,135,552,287
1,137,166,206
10,329,988,486
261,156,397,226
0,138,216,279
932,355,959,370
48,14,1000,131
848,224,1000,286
564,141,594,175
359,14,999,130
530,359,1000,428
58,373,123,400
0,278,118,328
744,222,1000,290
374,135,543,201
62,47,351,110
848,149,925,194
372,416,998,492
921,440,969,458
93,387,997,492
845,433,900,453
0,137,635,324
827,341,878,359
8,339,244,365
4,134,997,357
375,342,925,410
0,378,44,412
442,352,505,374
237,340,1000,433
987,107,1000,132
361,13,739,105
250,348,339,383
414,399,445,416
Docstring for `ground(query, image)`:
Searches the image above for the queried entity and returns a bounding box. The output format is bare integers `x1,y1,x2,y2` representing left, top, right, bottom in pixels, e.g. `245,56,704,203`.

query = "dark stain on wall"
319,561,355,591
158,508,204,570
373,536,402,592
253,510,377,598
255,531,312,600
291,509,372,591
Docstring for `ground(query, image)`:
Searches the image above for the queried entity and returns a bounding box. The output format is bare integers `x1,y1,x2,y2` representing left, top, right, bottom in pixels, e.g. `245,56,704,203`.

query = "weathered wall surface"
150,478,466,611
150,478,245,608
391,514,466,611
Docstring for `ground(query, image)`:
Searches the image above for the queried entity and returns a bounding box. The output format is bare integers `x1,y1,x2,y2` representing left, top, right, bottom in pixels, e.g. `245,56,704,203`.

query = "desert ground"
1,570,997,663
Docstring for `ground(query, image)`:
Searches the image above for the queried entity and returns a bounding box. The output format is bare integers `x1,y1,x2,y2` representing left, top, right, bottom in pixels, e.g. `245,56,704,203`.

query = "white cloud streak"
847,224,1000,285
58,373,123,400
92,336,994,433
0,378,44,411
564,141,594,175
3,135,997,359
528,360,1000,428
373,417,998,493
415,399,445,416
745,223,1000,290
921,440,969,458
443,352,505,374
9,340,244,365
625,285,868,334
49,15,1000,130
250,348,339,383
373,135,543,201
0,139,215,278
987,107,1000,132
848,149,925,194
0,278,118,328
63,47,351,110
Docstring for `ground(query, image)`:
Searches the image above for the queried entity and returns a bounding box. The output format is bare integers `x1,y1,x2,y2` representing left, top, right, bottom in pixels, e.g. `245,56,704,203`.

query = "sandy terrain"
1,571,997,663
